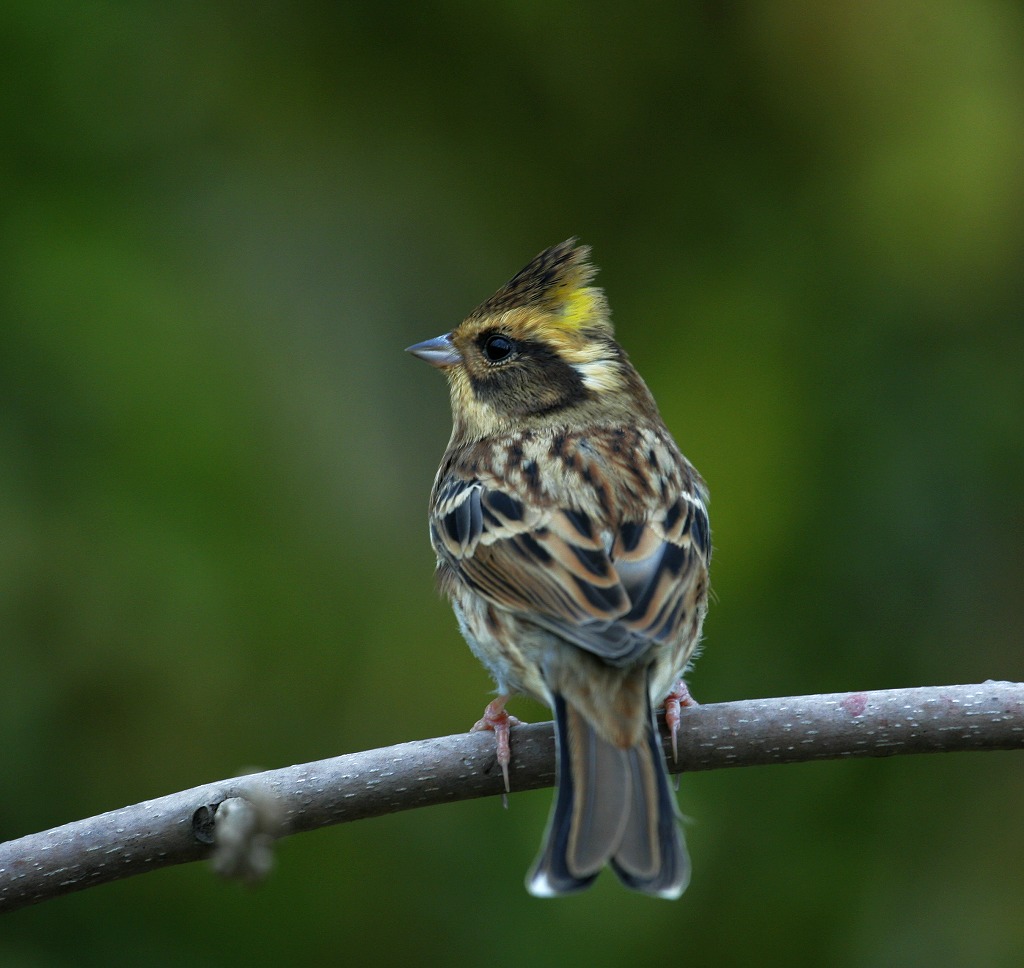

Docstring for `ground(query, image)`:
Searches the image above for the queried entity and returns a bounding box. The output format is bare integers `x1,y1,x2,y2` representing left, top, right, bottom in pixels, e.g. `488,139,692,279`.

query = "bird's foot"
663,680,699,762
471,695,523,793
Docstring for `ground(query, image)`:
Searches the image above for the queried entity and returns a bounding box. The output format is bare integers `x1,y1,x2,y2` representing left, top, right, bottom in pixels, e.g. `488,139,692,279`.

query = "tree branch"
2,681,1022,912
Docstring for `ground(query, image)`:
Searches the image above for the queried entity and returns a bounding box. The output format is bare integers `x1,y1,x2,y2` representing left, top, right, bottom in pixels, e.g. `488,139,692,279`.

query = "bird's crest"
469,239,611,336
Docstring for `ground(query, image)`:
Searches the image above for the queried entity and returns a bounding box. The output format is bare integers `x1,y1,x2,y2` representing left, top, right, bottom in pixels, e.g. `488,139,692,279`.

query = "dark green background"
3,2,1023,965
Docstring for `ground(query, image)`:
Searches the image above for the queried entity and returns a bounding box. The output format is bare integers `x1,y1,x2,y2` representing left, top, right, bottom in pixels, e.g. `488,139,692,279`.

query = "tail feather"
527,693,689,898
610,719,689,896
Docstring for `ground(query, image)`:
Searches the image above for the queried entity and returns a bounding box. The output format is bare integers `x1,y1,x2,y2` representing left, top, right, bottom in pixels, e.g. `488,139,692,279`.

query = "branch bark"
2,681,1021,913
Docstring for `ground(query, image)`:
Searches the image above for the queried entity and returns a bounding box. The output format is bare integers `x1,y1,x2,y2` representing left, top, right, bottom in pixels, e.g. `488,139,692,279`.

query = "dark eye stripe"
467,335,591,417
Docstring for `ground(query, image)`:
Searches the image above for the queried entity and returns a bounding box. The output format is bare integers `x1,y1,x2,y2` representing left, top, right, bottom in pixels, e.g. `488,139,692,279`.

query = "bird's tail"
527,692,689,898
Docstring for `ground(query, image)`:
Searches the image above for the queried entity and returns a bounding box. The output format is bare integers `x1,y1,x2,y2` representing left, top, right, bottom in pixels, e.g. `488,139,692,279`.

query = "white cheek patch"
574,359,624,392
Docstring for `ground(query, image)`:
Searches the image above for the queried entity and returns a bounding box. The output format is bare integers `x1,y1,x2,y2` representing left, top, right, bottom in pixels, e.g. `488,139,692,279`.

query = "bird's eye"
482,333,515,363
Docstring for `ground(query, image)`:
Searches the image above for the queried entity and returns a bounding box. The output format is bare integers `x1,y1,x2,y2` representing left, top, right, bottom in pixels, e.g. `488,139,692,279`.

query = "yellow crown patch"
469,239,611,335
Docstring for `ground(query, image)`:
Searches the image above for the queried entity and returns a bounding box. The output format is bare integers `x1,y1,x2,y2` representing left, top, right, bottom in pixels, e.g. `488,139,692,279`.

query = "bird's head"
407,239,655,440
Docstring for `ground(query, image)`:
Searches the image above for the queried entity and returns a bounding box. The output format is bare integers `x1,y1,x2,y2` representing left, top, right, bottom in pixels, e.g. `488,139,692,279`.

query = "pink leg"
663,680,699,762
471,695,522,793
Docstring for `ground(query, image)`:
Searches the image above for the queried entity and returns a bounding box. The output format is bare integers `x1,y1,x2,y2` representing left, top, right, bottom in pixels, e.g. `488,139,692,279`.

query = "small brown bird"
407,240,710,897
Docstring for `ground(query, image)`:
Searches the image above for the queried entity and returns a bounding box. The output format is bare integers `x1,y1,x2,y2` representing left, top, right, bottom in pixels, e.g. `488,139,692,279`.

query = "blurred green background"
3,1,1023,965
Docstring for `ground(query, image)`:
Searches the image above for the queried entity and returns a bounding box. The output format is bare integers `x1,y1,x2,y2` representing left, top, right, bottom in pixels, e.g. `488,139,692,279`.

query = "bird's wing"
431,471,710,664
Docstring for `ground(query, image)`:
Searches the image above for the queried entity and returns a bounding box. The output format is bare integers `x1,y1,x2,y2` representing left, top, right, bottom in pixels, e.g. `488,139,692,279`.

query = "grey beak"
405,332,462,368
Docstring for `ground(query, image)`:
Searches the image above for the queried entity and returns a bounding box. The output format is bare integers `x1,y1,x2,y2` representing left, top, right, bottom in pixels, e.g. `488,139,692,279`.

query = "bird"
406,239,711,898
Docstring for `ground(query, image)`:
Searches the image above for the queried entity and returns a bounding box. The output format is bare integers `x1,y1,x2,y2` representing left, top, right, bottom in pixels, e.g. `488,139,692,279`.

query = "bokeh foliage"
2,2,1023,965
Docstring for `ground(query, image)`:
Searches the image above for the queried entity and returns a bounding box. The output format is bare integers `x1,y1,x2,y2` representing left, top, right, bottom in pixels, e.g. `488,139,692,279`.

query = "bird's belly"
451,596,554,704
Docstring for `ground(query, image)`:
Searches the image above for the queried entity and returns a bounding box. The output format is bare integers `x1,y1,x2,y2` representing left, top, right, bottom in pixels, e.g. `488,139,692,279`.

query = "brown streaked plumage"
407,239,711,898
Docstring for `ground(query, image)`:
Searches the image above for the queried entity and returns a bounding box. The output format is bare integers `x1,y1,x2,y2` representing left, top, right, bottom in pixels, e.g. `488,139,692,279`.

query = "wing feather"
431,450,710,666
